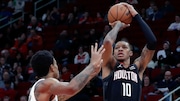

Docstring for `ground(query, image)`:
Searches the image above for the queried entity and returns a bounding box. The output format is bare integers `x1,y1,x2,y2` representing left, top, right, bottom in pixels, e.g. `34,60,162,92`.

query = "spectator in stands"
50,6,60,25
160,0,175,16
11,52,26,68
154,70,174,101
27,16,43,32
146,1,156,20
140,8,148,20
26,29,43,52
7,0,14,10
141,76,156,101
94,12,104,24
172,44,180,68
14,0,25,13
147,59,157,69
70,29,82,50
167,14,180,31
14,65,25,85
57,48,73,66
59,13,67,25
12,18,26,39
89,28,99,45
74,46,90,64
0,71,14,90
0,57,12,79
72,6,80,21
148,5,164,21
60,66,71,82
11,33,28,58
156,41,174,68
54,30,72,51
41,9,51,26
66,13,78,25
25,49,34,66
78,11,93,24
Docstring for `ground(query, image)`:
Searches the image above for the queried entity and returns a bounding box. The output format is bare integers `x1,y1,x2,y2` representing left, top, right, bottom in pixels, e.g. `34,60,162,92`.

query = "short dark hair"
30,50,54,78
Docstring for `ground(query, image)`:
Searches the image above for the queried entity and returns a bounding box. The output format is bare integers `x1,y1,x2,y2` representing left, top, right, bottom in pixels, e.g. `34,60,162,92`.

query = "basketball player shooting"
28,43,105,101
102,2,157,101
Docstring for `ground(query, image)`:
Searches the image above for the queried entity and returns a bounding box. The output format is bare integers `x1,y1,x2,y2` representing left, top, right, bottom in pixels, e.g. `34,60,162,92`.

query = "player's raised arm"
123,2,157,78
102,21,129,78
50,43,105,98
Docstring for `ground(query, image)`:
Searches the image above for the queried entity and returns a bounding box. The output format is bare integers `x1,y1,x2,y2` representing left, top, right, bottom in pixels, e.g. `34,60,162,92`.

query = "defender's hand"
90,43,105,74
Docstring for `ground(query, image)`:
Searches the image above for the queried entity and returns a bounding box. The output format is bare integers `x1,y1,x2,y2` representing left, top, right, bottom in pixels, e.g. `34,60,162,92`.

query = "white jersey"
28,78,58,101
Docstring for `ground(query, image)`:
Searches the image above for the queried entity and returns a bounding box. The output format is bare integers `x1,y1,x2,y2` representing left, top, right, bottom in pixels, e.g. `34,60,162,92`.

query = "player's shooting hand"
90,43,105,74
120,2,138,17
109,21,130,31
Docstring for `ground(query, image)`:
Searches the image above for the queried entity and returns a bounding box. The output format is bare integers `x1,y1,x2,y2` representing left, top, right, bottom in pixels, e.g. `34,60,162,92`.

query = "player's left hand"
109,21,130,31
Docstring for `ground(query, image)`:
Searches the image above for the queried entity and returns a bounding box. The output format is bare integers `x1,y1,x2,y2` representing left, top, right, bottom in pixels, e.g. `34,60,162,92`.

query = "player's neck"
119,60,130,68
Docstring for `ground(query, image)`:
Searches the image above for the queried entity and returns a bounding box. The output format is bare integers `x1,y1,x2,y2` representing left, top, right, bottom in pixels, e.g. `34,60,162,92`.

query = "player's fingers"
91,44,94,53
100,48,105,56
98,45,104,54
125,24,130,28
96,59,103,68
94,43,98,52
95,59,103,68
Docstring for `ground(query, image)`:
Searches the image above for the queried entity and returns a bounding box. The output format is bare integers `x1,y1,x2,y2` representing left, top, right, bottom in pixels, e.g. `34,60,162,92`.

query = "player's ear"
129,50,133,56
50,64,55,72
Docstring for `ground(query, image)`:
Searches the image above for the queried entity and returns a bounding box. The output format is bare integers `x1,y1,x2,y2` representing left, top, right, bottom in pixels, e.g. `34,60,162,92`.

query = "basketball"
107,3,132,24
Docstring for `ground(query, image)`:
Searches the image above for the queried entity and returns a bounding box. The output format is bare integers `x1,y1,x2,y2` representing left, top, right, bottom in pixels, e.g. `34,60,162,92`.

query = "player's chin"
116,57,125,61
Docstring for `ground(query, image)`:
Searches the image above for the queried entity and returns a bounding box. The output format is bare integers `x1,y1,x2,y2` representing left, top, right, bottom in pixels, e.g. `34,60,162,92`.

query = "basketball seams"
109,10,116,22
119,5,126,21
122,9,132,24
108,3,132,24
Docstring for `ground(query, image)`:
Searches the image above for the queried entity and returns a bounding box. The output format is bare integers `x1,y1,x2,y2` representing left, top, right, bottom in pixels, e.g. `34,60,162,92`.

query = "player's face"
52,58,60,79
113,41,132,61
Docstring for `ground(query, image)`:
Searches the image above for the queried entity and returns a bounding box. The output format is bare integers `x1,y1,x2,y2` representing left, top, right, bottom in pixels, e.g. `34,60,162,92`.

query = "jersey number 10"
122,83,131,97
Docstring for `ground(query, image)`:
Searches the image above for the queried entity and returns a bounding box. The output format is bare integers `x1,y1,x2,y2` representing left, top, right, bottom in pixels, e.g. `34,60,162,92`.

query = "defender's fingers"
94,43,98,52
98,45,104,53
96,59,103,67
91,44,94,53
101,48,106,55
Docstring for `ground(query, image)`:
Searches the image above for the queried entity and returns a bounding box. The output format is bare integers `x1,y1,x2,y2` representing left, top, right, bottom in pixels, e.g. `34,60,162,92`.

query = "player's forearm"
69,64,96,94
134,14,157,50
104,22,122,45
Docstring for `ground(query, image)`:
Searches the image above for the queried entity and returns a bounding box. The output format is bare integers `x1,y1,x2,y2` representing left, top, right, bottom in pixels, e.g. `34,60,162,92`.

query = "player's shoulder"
45,78,59,84
37,78,59,87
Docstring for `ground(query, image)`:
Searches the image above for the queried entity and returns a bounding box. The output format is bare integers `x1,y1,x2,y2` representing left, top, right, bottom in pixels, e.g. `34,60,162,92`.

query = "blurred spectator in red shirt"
74,46,90,64
141,76,156,101
26,29,43,52
94,12,104,23
60,66,71,82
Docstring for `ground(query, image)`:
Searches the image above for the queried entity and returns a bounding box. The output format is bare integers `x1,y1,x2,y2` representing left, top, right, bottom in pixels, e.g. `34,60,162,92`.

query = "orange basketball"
108,3,132,24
